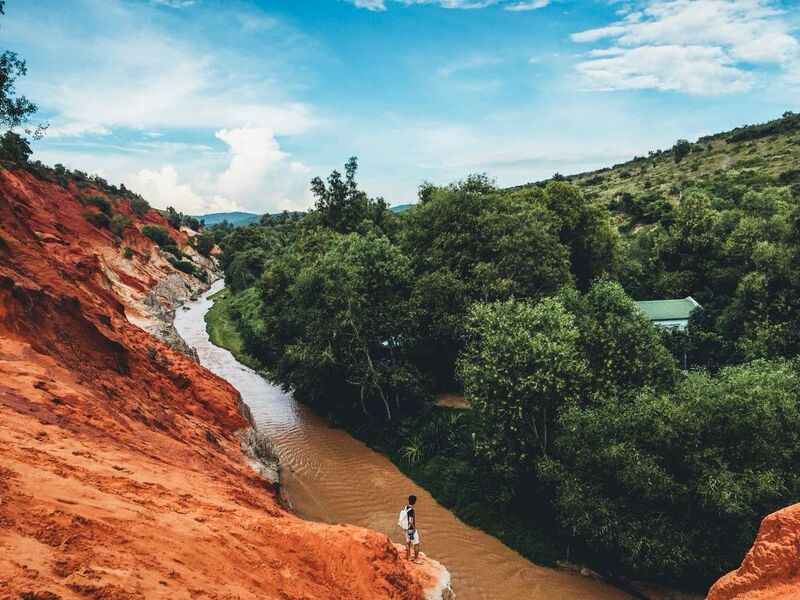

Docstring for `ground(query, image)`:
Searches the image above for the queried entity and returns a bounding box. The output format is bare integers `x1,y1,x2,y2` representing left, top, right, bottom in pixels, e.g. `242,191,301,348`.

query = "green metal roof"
634,297,700,321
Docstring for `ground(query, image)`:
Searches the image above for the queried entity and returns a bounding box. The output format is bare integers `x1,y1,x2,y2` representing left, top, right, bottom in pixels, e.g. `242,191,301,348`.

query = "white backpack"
397,506,410,530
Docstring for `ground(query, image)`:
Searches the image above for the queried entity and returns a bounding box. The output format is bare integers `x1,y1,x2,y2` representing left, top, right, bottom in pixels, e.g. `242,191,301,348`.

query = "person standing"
400,494,420,563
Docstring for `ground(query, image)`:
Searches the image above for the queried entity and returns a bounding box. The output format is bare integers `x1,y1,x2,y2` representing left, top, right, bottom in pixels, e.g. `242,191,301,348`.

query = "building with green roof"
634,297,701,330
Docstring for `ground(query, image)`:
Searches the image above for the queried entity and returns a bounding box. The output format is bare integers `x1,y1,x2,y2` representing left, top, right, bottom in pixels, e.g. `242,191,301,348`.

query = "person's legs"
413,543,420,561
406,539,412,560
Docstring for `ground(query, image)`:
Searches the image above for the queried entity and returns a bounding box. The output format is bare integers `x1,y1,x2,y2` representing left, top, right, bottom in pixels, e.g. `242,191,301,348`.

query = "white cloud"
24,2,312,139
348,0,550,10
131,165,231,214
571,0,799,95
123,128,314,214
577,45,753,95
151,0,196,7
505,0,550,11
215,127,288,201
351,0,387,10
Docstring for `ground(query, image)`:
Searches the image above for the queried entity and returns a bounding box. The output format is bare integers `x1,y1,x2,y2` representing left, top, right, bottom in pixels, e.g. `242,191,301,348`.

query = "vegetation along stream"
175,279,631,600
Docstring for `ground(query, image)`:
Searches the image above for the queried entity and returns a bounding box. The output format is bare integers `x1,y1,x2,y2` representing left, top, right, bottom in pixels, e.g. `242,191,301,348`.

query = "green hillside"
512,111,800,227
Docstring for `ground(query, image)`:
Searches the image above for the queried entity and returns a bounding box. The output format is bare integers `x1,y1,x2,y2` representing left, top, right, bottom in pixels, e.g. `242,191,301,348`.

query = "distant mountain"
195,212,261,227
197,206,413,226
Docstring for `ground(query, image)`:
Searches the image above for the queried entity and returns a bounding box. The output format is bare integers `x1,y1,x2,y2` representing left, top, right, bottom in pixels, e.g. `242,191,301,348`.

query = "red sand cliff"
707,503,800,600
0,168,441,599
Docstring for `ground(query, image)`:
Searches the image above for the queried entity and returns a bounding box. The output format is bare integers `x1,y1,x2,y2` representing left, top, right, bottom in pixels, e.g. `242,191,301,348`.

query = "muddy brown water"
175,280,632,600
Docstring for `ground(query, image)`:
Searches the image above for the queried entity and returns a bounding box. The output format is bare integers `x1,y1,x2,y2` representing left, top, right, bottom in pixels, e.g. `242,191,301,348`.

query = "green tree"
542,360,800,584
0,130,30,163
195,232,214,257
459,298,587,490
561,280,678,393
0,1,45,158
310,157,389,233
673,139,691,164
257,230,417,420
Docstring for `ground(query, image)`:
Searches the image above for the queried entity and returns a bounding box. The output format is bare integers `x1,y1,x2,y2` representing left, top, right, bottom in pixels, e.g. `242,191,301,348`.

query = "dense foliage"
211,114,800,588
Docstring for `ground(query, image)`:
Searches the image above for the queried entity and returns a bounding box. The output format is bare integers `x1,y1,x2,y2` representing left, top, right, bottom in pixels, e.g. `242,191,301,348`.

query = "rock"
707,503,800,600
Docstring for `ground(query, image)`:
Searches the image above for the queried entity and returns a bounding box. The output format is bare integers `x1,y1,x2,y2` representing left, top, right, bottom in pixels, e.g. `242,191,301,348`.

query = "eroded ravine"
175,280,632,600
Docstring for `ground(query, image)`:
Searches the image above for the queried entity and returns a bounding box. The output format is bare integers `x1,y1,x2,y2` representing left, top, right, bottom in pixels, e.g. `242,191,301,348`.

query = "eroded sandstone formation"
0,167,446,599
707,503,800,600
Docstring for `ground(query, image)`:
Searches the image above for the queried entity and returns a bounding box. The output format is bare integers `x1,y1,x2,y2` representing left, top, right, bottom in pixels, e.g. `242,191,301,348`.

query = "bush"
122,246,134,259
164,206,182,229
86,196,111,214
194,233,214,257
142,224,180,255
777,169,800,185
0,131,32,164
167,255,205,280
673,139,692,164
543,360,800,585
84,211,111,229
54,163,68,187
130,196,150,218
131,196,150,219
111,214,131,237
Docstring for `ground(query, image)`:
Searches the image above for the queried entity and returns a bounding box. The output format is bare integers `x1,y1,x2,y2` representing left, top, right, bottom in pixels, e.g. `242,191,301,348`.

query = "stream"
174,279,632,600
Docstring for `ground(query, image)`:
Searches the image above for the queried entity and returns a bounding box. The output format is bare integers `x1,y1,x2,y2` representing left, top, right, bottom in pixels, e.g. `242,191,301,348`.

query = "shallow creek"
175,279,631,600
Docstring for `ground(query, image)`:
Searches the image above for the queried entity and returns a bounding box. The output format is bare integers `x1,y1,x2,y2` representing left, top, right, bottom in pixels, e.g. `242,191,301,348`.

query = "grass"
204,287,260,371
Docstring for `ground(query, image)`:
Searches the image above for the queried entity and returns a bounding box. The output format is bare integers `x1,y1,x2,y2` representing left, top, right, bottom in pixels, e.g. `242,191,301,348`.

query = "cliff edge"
0,166,448,599
707,503,800,600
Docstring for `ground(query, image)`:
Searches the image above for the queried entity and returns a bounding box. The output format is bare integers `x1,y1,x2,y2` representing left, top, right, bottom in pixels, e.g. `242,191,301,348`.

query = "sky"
3,0,799,214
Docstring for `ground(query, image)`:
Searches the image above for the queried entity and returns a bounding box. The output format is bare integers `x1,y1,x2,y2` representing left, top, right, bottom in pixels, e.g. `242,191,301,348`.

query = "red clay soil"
707,503,800,600
0,167,437,599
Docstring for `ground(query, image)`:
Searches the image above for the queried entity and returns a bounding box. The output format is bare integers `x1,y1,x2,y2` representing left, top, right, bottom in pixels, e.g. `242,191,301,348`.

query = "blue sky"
4,0,799,214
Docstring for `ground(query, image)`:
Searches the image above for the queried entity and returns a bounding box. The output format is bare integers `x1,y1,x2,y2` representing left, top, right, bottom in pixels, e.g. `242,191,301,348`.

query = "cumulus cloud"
348,0,550,11
215,127,288,201
131,165,229,214
125,128,312,214
571,0,799,95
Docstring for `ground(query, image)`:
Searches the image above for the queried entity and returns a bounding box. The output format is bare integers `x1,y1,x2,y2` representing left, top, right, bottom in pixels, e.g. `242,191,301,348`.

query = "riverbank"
202,284,635,600
205,287,261,370
204,287,563,564
184,281,459,599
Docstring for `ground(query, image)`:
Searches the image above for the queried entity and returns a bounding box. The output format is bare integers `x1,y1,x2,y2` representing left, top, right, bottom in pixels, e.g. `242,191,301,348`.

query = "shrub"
194,233,214,257
777,169,800,185
54,163,68,187
110,214,130,236
130,196,151,218
84,211,111,229
167,255,205,280
142,224,180,256
86,196,111,214
122,246,134,259
164,206,182,229
673,139,692,164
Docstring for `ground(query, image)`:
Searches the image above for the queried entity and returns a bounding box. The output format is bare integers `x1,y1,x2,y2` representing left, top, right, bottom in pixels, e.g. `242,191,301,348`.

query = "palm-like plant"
400,435,425,464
